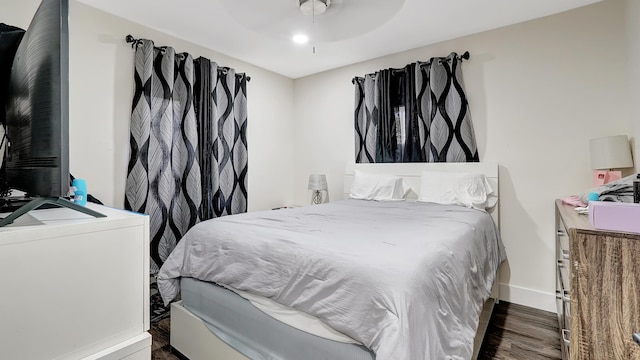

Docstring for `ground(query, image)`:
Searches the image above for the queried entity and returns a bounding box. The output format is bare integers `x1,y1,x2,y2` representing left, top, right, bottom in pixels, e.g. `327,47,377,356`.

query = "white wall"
2,0,296,211
292,0,631,311
626,0,640,169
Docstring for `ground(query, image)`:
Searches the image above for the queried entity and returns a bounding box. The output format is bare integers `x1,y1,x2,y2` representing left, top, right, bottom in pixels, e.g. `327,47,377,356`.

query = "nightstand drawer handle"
557,229,566,237
557,259,565,268
562,329,571,345
556,288,570,302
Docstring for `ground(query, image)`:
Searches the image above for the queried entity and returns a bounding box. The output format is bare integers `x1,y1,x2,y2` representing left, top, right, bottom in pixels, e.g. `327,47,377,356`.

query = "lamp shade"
308,174,328,191
589,135,633,170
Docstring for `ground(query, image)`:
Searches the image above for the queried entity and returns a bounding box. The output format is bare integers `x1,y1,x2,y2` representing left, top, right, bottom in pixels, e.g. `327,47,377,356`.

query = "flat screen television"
0,0,103,226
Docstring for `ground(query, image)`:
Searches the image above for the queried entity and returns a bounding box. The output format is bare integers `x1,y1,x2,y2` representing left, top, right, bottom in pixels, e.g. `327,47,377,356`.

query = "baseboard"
498,283,556,313
82,332,152,360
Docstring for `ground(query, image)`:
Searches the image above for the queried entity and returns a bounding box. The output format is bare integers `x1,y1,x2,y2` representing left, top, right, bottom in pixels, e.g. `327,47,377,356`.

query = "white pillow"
417,171,497,210
349,170,411,201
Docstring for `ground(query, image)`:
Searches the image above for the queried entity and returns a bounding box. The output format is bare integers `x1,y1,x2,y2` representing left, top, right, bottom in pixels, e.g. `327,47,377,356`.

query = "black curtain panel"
354,52,478,163
194,58,213,220
194,58,248,220
353,75,378,163
416,53,478,162
125,39,202,273
376,69,395,162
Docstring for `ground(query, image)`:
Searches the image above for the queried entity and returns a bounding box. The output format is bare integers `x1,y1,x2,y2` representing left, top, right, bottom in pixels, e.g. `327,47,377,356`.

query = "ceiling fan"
298,0,331,16
218,0,404,44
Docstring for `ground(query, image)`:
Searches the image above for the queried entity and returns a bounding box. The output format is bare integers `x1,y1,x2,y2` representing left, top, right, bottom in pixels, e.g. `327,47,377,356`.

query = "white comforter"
158,200,506,360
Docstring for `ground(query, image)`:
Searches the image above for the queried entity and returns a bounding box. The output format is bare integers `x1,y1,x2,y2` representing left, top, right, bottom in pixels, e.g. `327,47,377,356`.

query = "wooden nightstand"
555,199,640,360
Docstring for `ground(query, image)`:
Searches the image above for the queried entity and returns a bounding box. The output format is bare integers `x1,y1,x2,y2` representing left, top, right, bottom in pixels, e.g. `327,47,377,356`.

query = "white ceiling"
77,0,602,79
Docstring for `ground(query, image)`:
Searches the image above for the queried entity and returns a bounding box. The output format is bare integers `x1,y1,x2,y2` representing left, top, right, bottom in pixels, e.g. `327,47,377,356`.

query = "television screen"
0,24,25,126
0,23,25,190
0,0,104,226
4,0,69,199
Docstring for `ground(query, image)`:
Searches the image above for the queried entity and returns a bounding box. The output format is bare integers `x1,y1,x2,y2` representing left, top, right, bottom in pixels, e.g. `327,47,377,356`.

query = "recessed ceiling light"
292,34,309,44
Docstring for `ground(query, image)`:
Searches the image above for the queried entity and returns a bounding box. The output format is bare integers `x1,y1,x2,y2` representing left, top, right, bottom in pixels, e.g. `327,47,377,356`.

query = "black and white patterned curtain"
125,39,248,272
354,52,478,163
354,74,378,163
194,58,248,219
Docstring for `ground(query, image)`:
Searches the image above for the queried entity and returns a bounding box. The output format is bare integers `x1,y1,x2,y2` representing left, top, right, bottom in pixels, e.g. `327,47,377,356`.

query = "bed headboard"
344,162,499,228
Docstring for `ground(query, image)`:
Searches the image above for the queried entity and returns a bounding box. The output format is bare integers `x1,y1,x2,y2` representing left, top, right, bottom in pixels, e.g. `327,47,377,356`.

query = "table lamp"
589,135,633,186
308,174,328,205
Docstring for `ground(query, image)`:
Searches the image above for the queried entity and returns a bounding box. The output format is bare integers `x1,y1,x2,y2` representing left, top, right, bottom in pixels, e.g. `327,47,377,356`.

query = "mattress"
159,199,506,359
181,277,374,360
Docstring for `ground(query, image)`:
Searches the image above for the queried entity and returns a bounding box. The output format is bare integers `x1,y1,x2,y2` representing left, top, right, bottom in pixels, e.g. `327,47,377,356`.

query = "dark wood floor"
478,302,561,360
149,317,176,360
150,301,561,360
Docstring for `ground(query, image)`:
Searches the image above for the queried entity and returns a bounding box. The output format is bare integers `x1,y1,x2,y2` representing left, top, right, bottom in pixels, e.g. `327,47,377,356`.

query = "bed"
158,162,505,360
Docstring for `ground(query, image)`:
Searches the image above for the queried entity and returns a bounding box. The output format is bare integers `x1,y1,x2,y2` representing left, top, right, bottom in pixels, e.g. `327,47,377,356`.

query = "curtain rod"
351,51,470,84
125,35,251,81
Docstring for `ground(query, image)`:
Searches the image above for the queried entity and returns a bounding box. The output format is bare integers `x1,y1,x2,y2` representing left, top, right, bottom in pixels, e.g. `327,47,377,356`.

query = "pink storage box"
588,201,640,234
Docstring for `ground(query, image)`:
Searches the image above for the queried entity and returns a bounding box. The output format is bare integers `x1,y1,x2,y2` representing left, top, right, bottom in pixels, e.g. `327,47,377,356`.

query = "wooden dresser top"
555,199,593,231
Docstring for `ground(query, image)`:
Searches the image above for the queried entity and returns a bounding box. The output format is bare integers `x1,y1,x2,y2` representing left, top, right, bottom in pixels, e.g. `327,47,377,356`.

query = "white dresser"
0,203,151,359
